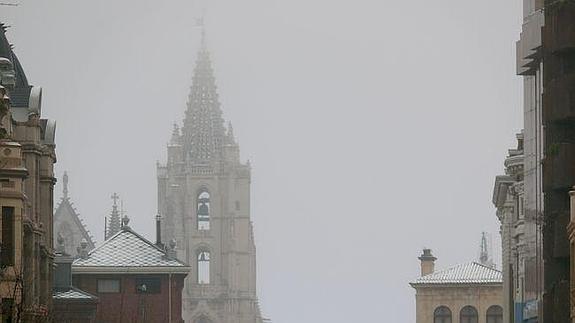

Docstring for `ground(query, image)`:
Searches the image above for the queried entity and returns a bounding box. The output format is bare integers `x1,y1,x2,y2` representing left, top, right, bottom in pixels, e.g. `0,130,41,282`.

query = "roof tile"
73,228,187,268
411,262,502,285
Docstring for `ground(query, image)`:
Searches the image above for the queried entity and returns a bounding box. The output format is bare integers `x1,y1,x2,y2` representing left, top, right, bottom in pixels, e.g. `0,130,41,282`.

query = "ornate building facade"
0,23,57,321
492,1,545,321
53,172,95,256
157,35,264,323
541,1,575,321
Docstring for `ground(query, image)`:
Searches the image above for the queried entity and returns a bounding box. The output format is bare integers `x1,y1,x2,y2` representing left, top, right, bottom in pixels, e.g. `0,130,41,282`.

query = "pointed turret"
182,32,226,163
106,193,121,239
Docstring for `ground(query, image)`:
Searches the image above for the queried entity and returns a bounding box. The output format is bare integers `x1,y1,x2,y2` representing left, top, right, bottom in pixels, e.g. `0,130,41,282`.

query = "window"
518,197,524,219
197,191,210,231
1,298,13,323
433,306,452,323
460,306,478,323
486,305,503,323
198,251,210,284
1,207,14,267
135,277,161,294
97,279,120,293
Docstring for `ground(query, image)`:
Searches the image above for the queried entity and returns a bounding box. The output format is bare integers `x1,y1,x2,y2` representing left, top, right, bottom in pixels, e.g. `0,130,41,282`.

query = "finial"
122,214,130,229
56,232,66,253
164,238,177,260
78,239,89,259
479,232,494,268
62,171,69,199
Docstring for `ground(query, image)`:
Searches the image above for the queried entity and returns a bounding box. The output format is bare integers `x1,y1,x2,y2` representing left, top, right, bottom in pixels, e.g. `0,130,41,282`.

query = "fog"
1,0,522,321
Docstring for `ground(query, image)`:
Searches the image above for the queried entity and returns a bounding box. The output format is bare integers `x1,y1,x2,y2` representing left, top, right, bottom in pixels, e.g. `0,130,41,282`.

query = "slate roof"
410,262,502,286
0,23,31,107
53,287,98,301
73,228,189,273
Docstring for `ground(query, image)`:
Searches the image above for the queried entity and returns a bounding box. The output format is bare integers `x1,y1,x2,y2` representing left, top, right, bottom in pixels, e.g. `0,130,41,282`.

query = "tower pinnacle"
479,232,494,268
62,171,69,199
107,193,121,239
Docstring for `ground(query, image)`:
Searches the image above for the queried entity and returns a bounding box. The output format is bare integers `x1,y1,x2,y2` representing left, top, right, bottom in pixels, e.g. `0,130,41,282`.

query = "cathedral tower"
157,34,263,323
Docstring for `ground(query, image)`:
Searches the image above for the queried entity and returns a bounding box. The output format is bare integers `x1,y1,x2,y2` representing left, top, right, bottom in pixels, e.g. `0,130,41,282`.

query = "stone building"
410,249,503,323
53,172,95,256
72,219,189,323
0,23,57,321
157,33,265,323
491,0,545,321
493,133,540,323
541,1,575,321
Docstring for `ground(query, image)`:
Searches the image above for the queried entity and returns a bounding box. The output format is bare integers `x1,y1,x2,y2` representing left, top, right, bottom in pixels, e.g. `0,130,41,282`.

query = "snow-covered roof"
73,227,189,274
53,287,98,301
410,262,502,286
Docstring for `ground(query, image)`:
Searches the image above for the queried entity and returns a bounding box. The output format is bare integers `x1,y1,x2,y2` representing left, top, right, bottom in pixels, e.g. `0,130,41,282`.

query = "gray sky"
1,0,522,321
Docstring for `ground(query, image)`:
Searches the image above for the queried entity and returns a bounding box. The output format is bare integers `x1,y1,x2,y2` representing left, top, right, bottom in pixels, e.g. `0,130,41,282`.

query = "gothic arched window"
460,306,478,323
486,305,503,323
434,306,452,323
197,191,210,231
197,250,210,284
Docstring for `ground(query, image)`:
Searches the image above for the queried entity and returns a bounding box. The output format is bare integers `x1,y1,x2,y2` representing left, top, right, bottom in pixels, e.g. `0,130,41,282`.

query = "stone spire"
106,193,121,239
479,232,494,268
182,31,226,163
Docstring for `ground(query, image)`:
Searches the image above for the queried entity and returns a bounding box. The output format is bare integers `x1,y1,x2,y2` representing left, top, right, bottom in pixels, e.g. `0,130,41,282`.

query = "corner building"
157,36,264,323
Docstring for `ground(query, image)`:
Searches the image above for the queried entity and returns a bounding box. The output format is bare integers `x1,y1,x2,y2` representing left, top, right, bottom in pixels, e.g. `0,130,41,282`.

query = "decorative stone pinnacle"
62,171,69,199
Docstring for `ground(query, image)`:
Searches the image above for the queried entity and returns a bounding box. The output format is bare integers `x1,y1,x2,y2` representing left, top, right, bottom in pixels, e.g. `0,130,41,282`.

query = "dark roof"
0,22,31,107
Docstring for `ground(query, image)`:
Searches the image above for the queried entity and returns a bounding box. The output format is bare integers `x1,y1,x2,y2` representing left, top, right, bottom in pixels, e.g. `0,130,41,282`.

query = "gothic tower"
157,35,264,323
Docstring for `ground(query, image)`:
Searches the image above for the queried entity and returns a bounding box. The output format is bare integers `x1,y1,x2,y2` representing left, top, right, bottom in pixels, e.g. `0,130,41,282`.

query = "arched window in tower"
486,305,503,323
197,191,210,231
197,250,210,284
460,306,478,323
433,306,452,323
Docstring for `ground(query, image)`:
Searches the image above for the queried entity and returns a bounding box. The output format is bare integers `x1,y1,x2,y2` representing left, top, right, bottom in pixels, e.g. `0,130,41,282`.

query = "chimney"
53,253,74,289
155,213,163,248
419,249,436,276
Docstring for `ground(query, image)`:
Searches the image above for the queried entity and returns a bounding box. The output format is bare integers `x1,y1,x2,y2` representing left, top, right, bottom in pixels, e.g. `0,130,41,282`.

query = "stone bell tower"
157,32,264,323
